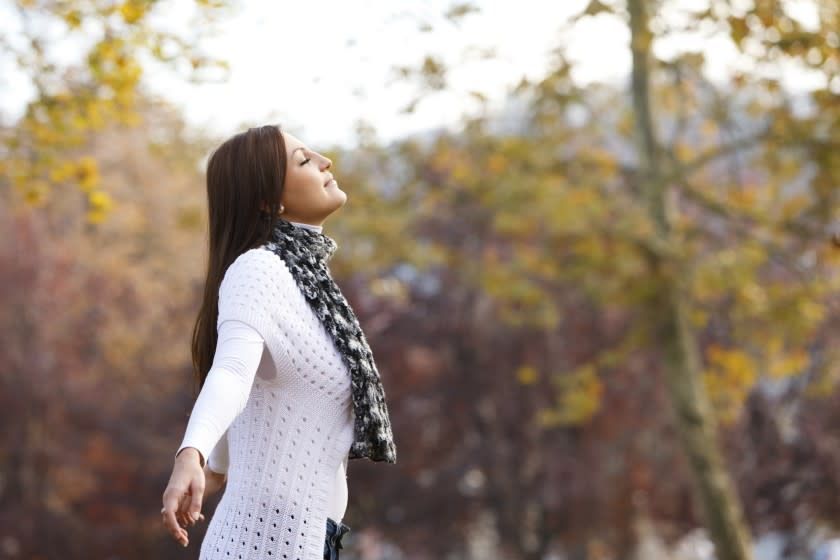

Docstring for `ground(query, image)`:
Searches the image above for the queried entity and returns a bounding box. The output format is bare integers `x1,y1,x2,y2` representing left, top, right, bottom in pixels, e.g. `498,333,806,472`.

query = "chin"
325,196,347,216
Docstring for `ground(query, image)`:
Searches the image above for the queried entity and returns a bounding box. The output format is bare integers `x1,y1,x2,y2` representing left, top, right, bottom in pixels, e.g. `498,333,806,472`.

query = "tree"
386,1,839,558
621,2,838,558
0,97,216,557
0,0,229,224
626,1,754,558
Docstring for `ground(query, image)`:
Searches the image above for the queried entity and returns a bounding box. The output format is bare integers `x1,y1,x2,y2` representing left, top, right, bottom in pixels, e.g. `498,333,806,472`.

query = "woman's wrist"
176,446,205,467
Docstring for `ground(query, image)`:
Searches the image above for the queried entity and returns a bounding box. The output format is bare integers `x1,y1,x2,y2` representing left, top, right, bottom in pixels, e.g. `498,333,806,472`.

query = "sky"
140,0,596,148
0,0,825,150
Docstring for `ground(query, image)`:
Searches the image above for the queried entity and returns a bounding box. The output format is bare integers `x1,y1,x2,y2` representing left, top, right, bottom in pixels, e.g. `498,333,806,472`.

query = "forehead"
282,132,306,154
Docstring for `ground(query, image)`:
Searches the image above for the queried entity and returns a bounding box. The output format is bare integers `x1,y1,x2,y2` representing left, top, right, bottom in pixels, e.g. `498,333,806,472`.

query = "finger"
189,479,205,523
177,493,193,527
165,506,186,544
165,508,188,545
176,525,188,547
162,489,190,545
180,493,205,525
185,494,206,525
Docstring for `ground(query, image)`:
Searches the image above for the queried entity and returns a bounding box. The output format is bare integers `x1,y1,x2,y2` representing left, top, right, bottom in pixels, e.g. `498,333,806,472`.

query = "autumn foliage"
2,1,840,559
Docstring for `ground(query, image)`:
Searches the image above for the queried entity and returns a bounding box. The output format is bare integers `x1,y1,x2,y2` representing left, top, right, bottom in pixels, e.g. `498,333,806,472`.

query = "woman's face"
278,131,347,226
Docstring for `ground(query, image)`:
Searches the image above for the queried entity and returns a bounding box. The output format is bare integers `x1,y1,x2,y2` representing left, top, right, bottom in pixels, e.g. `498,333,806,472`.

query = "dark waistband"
326,516,351,547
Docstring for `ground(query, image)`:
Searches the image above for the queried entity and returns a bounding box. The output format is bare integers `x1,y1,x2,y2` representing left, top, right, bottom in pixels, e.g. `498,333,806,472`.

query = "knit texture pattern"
199,248,355,560
266,219,397,464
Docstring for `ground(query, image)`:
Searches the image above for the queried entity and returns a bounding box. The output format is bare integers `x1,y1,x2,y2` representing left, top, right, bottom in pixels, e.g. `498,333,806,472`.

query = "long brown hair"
190,124,287,394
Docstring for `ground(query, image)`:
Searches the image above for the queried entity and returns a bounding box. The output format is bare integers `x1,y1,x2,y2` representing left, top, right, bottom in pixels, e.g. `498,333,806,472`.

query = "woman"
161,125,398,560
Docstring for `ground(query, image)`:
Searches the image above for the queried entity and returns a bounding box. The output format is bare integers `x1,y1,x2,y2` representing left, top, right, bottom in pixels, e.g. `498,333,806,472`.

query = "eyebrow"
291,147,307,158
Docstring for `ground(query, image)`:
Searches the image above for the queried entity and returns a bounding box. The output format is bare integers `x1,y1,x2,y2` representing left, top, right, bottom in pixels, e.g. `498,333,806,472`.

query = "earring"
279,204,285,214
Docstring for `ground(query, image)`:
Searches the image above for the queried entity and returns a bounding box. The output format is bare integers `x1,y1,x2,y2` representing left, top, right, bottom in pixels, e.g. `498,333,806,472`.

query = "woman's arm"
174,320,265,466
165,252,287,544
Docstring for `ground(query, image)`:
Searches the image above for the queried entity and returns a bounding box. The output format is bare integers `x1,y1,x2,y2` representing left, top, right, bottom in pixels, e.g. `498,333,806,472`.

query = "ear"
259,202,285,217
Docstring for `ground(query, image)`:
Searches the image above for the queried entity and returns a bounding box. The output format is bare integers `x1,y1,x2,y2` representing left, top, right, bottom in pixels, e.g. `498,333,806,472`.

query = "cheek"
284,174,324,203
301,168,327,193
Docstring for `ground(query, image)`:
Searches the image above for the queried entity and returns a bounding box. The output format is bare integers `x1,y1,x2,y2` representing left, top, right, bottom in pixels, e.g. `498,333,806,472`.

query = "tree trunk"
626,1,754,560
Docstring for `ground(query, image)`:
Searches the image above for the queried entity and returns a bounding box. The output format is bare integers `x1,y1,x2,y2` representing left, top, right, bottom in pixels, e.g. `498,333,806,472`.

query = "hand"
170,466,224,540
162,448,206,547
176,490,207,528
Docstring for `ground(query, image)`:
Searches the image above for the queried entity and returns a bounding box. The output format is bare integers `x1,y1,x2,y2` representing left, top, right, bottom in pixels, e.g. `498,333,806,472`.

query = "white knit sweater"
176,221,355,560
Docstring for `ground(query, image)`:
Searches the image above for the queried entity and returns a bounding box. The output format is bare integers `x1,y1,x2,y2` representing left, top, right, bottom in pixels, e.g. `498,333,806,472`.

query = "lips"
324,175,335,187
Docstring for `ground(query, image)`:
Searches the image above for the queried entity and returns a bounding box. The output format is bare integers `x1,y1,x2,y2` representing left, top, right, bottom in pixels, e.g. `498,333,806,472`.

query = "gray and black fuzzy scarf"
264,218,397,464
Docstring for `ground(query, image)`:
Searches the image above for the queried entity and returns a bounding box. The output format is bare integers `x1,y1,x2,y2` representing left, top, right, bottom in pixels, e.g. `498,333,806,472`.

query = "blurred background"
2,0,840,559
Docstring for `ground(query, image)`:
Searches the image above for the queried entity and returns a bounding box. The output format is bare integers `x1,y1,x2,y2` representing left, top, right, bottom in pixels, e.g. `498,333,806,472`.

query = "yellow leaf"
21,180,50,206
451,161,472,183
86,208,108,224
689,308,708,327
49,160,77,183
781,194,809,219
550,364,603,425
768,348,809,379
516,365,539,385
798,299,825,325
728,16,750,47
701,120,719,139
63,11,82,28
675,140,694,161
88,189,112,209
87,190,114,224
119,1,146,24
703,346,758,415
486,154,507,174
75,156,100,192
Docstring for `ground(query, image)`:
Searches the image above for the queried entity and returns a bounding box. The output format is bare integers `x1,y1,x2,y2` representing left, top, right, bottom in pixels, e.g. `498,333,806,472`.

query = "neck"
270,218,338,262
288,220,323,233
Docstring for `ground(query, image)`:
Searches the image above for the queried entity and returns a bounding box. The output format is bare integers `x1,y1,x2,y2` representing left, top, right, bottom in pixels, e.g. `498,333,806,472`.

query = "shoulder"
221,247,295,291
217,248,298,332
226,247,285,275
218,247,301,306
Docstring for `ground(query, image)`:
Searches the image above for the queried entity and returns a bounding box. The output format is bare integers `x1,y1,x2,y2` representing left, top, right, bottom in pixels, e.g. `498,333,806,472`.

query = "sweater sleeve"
174,248,296,468
175,319,265,467
207,427,230,475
